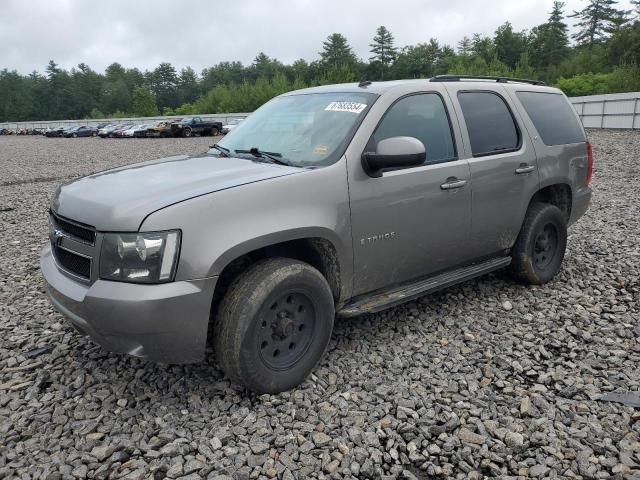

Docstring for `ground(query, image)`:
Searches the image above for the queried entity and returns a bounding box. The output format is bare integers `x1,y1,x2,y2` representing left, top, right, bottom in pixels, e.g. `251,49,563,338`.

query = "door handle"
515,165,535,175
440,179,467,190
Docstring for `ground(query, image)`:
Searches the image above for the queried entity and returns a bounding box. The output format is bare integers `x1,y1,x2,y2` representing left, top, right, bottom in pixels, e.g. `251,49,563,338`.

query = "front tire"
183,127,192,137
509,202,567,285
214,258,335,393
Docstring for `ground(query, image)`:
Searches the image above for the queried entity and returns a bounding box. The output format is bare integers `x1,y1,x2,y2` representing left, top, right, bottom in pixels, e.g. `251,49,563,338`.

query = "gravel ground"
0,131,639,480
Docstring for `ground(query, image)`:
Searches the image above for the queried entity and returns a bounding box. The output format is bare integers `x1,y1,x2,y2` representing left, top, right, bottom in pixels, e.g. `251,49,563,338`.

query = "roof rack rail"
429,75,546,86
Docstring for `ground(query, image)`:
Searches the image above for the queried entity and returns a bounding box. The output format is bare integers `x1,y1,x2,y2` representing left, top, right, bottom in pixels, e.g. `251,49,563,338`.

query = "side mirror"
362,136,426,177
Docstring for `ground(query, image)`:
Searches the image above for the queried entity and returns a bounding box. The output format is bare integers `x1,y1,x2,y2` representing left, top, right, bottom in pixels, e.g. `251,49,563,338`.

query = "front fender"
140,160,353,299
209,226,346,277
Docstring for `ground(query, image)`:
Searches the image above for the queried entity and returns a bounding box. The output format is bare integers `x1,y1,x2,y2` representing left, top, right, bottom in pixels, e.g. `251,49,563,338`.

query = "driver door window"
372,93,456,164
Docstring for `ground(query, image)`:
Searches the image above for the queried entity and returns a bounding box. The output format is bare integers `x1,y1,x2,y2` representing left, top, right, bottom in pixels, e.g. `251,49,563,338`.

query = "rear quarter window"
516,91,585,146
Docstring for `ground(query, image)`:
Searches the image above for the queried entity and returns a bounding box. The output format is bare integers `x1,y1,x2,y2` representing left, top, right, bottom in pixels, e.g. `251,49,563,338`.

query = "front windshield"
217,92,377,167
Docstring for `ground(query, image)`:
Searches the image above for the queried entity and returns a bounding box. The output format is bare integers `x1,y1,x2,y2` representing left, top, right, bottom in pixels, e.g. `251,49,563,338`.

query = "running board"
339,256,511,317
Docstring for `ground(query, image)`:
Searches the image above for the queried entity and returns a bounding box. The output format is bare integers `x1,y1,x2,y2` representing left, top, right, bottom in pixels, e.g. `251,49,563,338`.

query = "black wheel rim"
533,222,558,270
257,291,316,371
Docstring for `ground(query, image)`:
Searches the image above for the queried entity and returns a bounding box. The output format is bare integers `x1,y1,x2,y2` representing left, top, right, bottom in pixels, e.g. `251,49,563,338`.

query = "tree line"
1,0,639,122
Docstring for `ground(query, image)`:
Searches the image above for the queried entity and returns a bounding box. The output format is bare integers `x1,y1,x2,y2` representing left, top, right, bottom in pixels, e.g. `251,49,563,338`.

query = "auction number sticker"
325,102,367,114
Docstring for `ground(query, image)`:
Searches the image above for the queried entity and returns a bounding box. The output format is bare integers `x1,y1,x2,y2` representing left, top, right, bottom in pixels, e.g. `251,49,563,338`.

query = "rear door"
444,84,540,259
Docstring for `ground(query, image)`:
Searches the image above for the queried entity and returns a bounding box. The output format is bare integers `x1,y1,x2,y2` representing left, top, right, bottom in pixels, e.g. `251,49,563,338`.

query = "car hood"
52,154,303,231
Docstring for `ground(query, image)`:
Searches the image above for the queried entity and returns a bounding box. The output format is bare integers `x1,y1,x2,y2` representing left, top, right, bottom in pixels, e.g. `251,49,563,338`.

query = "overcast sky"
0,0,635,74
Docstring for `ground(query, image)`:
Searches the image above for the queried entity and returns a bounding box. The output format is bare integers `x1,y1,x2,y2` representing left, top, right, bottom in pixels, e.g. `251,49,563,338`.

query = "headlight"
99,231,181,283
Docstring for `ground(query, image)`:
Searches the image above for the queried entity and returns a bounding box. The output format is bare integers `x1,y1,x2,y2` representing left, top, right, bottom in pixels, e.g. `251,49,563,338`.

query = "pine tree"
530,1,570,67
319,34,357,69
457,37,472,56
45,60,60,78
369,26,397,80
570,0,629,46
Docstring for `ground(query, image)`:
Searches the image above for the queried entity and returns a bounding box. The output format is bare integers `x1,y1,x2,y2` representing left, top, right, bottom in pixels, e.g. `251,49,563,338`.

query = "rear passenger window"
516,91,585,146
458,92,520,156
373,93,456,164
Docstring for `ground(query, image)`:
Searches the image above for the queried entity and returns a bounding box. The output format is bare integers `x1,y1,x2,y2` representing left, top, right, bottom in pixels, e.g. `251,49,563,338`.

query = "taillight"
585,141,593,186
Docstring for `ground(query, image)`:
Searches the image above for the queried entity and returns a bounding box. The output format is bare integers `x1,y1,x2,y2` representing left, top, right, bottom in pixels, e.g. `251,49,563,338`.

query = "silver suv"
41,75,593,393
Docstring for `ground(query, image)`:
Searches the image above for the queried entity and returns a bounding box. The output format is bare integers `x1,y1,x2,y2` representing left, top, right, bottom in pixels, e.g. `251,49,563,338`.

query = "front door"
347,91,472,296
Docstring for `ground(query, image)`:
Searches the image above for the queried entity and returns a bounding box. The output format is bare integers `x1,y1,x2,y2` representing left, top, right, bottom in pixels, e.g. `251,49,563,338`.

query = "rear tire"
509,202,567,285
211,127,219,136
214,258,335,393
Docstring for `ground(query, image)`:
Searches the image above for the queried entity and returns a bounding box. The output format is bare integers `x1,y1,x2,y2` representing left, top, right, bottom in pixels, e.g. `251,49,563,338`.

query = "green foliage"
320,33,358,69
1,5,639,122
554,72,611,95
88,108,105,119
570,0,630,46
494,23,530,69
553,64,640,95
131,86,159,116
369,26,397,79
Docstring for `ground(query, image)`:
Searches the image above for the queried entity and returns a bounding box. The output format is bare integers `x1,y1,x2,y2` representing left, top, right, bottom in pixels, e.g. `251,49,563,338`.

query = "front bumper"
41,245,217,363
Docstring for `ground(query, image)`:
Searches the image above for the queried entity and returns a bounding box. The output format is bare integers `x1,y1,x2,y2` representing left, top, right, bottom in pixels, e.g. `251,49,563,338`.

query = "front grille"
50,212,96,245
52,245,91,280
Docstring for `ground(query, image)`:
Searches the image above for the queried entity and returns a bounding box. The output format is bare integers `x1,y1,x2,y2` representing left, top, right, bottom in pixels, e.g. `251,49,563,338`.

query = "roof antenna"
358,78,372,88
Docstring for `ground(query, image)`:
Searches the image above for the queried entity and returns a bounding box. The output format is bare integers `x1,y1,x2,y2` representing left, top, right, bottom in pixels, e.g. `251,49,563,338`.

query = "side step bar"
339,256,511,317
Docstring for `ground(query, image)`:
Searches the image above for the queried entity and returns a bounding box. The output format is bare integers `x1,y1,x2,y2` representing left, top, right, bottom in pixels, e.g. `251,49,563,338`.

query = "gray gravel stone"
504,431,525,448
311,431,331,447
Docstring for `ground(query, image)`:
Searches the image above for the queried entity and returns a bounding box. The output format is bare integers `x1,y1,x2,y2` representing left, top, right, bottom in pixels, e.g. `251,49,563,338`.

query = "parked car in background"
132,124,154,138
64,126,98,138
0,128,14,135
170,117,222,137
122,124,143,138
111,124,135,138
98,124,118,138
147,121,175,138
221,118,244,134
100,123,133,138
45,126,73,137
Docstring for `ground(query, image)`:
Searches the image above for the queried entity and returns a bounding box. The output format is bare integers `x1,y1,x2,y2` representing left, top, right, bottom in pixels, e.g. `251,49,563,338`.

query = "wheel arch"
207,232,345,346
527,183,572,222
210,231,345,305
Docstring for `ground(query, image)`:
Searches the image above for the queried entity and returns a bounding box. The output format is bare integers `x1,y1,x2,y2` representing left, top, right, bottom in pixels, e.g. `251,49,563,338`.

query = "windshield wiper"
234,147,293,166
209,143,230,157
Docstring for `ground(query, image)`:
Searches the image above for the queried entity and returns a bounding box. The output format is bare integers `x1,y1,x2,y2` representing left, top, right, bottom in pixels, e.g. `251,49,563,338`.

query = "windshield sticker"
313,144,328,155
325,102,367,114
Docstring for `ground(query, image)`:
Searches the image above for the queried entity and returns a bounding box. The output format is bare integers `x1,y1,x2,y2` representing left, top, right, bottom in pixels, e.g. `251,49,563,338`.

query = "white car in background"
221,118,244,135
122,124,148,138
